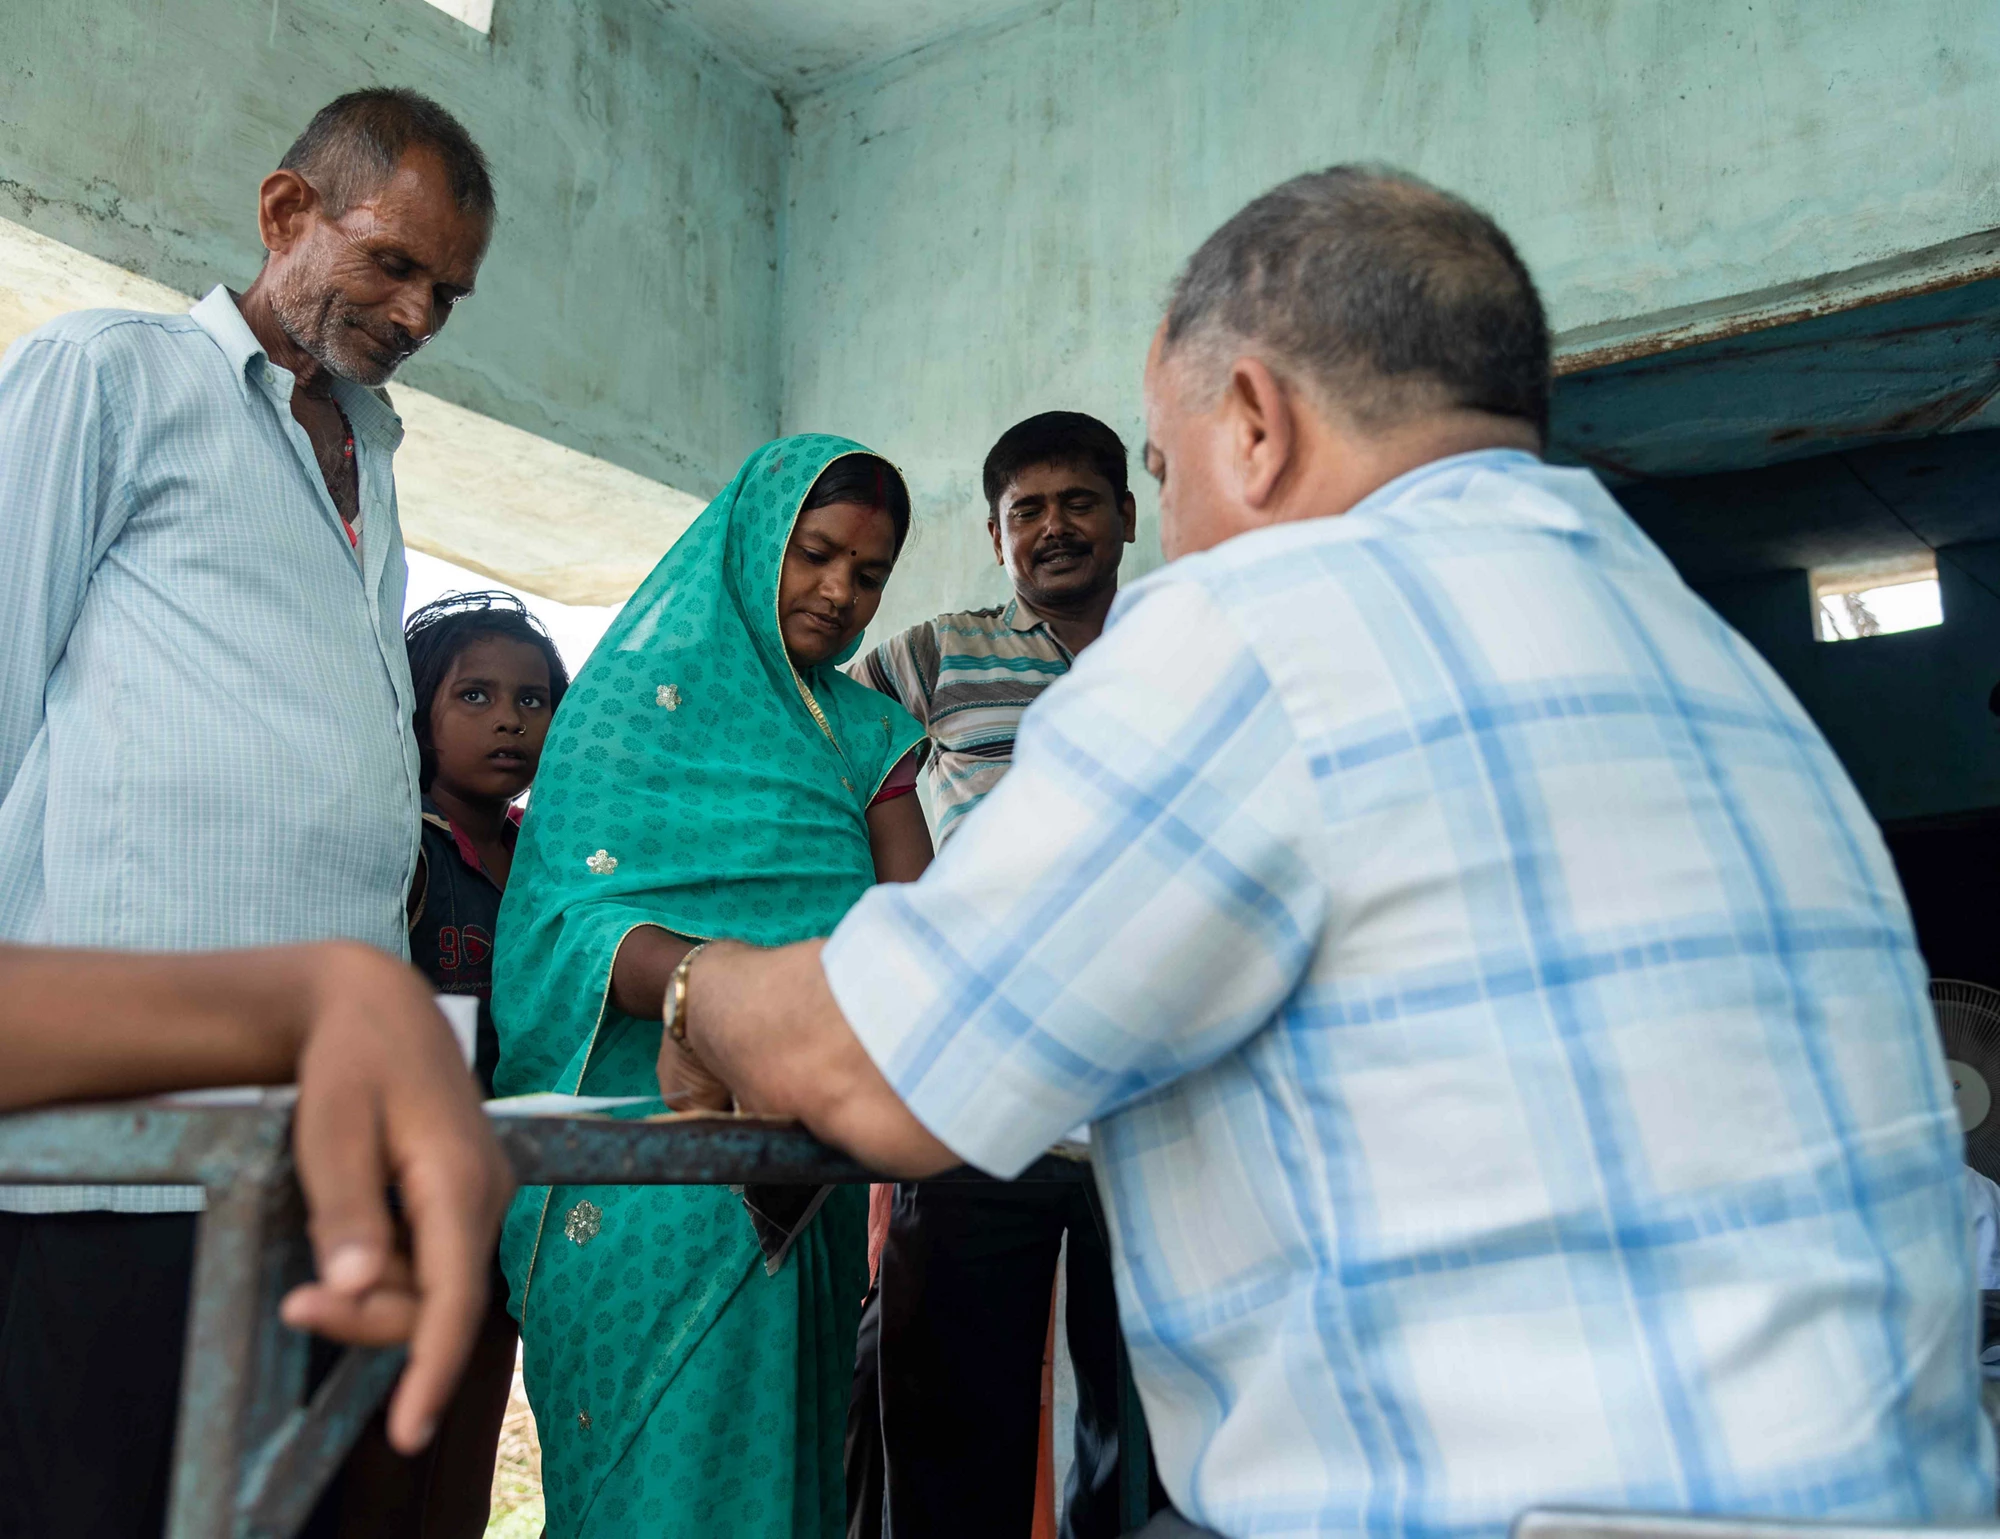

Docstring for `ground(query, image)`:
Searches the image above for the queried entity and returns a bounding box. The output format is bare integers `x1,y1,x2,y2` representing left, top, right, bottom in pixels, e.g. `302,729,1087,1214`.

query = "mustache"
1033,539,1092,561
350,315,421,362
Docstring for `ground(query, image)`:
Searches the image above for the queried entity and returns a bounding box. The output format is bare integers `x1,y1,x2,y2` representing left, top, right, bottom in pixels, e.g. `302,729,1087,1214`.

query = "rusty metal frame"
0,1103,1127,1538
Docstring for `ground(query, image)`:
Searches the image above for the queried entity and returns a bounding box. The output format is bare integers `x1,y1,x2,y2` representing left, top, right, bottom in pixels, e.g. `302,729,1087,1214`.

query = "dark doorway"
1883,808,2000,990
1546,253,2000,831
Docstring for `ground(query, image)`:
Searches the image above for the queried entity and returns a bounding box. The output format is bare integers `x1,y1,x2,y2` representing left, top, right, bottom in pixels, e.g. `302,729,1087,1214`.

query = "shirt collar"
1002,597,1047,634
420,794,520,884
189,285,406,452
190,285,266,379
1346,447,1542,519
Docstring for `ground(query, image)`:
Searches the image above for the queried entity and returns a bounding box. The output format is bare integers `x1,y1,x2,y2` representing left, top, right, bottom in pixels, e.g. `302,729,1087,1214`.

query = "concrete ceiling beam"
0,215,702,608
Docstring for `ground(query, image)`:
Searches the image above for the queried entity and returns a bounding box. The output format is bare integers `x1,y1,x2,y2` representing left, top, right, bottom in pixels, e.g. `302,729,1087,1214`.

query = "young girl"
315,591,569,1539
405,593,570,1094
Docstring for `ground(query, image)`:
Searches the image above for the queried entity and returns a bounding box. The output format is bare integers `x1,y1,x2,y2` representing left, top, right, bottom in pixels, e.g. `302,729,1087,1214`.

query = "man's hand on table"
277,944,515,1452
0,940,514,1453
655,937,961,1178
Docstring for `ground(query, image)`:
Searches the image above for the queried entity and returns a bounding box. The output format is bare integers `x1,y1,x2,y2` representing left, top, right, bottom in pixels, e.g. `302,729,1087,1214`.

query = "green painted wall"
9,0,2000,834
1696,547,2000,823
0,0,785,498
780,0,2000,639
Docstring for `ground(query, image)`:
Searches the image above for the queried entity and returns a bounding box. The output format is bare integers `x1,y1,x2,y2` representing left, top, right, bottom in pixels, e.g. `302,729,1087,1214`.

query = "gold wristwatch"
665,941,710,1052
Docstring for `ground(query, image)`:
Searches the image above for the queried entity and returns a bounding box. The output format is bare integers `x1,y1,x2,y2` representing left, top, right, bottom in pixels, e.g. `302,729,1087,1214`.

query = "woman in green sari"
492,434,931,1537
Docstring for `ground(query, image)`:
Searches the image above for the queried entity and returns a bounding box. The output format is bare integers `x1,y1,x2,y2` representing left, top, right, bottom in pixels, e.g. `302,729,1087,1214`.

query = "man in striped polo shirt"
855,411,1138,848
847,411,1143,1539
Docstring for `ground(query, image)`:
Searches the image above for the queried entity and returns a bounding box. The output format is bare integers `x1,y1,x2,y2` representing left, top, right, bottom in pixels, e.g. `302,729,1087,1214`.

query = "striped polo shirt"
850,599,1074,844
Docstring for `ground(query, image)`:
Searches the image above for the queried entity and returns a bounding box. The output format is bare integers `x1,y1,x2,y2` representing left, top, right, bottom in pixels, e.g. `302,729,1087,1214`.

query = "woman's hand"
609,923,695,1019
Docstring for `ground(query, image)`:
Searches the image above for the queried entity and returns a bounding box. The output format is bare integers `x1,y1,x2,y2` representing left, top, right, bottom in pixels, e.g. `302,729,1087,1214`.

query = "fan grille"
1932,978,2000,1182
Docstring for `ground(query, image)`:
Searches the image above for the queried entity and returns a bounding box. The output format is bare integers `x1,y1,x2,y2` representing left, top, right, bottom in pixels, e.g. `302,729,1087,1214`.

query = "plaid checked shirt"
824,450,1993,1538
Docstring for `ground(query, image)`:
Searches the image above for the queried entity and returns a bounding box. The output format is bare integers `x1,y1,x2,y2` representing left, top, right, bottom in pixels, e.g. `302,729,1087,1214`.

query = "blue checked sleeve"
822,574,1326,1177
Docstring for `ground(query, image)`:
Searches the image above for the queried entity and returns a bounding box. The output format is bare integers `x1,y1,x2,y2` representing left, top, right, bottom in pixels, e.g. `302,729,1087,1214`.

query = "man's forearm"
681,939,959,1177
0,943,322,1109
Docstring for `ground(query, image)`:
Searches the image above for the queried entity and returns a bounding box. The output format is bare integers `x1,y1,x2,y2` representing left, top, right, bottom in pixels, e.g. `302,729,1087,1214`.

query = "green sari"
493,433,924,1538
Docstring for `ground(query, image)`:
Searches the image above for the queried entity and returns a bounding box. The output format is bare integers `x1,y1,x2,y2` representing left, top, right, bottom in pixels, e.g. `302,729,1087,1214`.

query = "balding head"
1162,165,1549,439
1143,167,1549,560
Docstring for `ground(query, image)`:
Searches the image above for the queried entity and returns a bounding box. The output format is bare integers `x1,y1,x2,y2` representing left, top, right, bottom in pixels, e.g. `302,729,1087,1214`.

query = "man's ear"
1119,491,1138,544
257,169,319,258
988,513,1004,566
1226,356,1297,512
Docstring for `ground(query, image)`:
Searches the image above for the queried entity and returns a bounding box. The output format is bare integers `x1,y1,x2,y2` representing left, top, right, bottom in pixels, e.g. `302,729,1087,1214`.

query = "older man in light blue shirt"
0,286,418,970
0,88,493,1537
665,167,1993,1539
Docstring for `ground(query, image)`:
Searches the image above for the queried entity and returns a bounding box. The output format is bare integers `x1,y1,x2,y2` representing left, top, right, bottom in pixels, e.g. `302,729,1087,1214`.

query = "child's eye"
521,693,546,710
460,688,488,705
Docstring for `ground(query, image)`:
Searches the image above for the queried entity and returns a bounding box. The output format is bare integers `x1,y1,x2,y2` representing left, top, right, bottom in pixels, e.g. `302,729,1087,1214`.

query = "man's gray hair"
1164,165,1549,438
279,88,495,221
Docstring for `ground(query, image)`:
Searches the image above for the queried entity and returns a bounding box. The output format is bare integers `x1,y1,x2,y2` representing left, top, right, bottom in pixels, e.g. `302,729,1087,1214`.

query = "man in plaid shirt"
666,167,1992,1538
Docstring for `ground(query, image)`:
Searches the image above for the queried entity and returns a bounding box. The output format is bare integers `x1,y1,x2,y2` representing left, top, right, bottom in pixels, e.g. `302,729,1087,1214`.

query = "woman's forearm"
614,925,732,1110
608,924,698,1020
865,793,934,884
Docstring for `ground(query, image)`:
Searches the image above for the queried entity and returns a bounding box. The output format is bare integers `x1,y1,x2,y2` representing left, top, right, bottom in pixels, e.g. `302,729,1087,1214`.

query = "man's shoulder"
18,306,204,357
924,605,1012,640
1117,456,1619,616
1106,546,1268,629
5,308,216,401
862,606,1020,668
1093,562,1262,675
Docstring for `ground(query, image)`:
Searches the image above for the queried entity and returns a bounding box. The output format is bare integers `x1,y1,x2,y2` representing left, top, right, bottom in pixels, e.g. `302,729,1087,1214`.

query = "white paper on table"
482,1093,660,1117
156,1085,300,1108
434,994,479,1068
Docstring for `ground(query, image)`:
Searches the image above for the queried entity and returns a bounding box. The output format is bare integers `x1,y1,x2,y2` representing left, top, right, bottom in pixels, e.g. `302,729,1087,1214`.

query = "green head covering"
493,432,925,1102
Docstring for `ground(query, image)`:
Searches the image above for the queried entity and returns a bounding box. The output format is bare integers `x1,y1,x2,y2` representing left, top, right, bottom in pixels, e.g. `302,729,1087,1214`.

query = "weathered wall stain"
777,0,2000,641
0,0,787,500
7,0,2000,646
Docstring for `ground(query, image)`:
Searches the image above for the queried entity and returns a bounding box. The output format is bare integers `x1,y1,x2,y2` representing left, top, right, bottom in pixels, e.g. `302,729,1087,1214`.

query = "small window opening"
1813,555,1943,642
417,0,491,32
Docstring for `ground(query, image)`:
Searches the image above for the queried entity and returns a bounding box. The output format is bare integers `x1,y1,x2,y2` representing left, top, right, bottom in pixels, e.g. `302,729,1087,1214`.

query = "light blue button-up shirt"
0,287,422,1211
829,451,1992,1536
